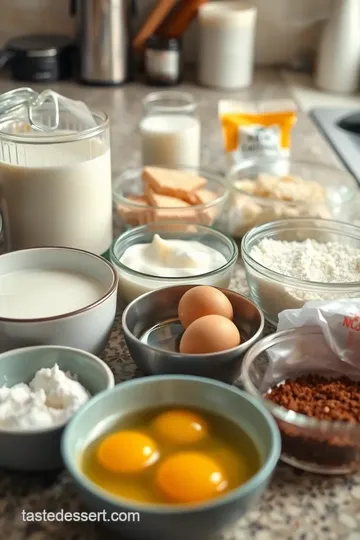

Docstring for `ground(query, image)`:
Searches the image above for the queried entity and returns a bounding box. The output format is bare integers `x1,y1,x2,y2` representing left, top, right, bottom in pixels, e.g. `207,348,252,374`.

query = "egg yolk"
155,451,228,503
97,431,159,473
211,447,250,489
152,409,208,445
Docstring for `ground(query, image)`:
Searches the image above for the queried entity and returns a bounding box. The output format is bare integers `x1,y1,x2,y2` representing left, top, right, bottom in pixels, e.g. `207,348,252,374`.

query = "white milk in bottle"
140,91,201,168
0,89,112,256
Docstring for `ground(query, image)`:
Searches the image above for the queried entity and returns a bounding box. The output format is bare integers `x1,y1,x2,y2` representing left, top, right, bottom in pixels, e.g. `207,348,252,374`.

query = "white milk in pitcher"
0,137,112,255
140,113,201,168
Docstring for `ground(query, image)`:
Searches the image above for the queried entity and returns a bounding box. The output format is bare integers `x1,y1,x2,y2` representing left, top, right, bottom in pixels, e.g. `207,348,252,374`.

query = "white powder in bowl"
0,364,90,430
247,238,360,323
250,238,360,283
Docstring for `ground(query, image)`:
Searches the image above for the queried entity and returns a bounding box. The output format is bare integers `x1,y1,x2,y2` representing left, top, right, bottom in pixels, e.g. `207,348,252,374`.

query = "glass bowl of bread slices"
113,166,230,233
226,157,358,238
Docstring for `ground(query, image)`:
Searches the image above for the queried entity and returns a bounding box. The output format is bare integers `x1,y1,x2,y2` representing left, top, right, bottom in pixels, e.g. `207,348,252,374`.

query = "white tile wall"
0,0,332,66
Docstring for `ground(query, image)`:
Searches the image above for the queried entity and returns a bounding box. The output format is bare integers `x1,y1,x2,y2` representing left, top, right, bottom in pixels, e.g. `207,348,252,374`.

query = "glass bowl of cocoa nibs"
241,326,360,474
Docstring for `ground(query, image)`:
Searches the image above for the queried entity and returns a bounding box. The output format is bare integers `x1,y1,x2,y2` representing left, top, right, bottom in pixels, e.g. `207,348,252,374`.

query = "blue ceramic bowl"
62,375,281,540
0,345,114,471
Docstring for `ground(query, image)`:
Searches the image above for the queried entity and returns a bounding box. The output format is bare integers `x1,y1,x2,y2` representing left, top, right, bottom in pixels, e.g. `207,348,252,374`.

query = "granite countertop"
1,70,360,540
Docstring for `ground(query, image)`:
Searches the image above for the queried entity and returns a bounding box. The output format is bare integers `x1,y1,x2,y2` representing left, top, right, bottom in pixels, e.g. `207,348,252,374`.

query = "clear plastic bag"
265,299,360,386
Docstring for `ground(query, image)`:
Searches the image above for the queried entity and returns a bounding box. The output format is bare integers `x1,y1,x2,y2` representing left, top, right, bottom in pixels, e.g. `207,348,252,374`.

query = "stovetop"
310,107,360,183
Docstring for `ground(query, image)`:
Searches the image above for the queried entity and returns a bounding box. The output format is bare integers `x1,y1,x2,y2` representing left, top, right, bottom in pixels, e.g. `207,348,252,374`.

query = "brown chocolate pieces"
267,375,360,469
268,375,360,422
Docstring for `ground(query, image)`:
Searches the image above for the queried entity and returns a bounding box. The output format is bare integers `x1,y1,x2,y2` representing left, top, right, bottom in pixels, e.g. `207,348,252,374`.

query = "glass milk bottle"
140,91,201,168
0,88,112,257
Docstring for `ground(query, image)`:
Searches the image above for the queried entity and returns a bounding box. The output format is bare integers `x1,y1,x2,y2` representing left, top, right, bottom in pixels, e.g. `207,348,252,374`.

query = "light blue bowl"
0,345,114,471
62,375,281,540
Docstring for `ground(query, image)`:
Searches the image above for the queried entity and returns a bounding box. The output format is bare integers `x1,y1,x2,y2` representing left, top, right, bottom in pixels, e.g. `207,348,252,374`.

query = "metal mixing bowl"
122,285,264,384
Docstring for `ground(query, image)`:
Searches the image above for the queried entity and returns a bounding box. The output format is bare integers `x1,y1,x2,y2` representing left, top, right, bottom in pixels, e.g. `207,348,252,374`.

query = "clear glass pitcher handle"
0,88,37,121
0,87,96,133
0,87,60,132
28,90,60,131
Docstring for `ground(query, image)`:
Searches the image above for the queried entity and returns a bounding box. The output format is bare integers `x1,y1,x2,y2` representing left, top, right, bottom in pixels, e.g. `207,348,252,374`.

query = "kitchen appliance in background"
70,0,137,86
311,107,360,183
314,0,360,94
198,2,257,90
0,35,74,82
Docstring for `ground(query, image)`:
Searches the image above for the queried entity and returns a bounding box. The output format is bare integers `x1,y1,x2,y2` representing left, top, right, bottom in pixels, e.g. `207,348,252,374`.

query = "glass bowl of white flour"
242,217,360,326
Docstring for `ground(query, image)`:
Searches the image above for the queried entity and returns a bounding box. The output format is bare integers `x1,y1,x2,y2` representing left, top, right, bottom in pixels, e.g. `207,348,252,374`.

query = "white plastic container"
140,91,201,168
315,0,360,94
198,2,257,90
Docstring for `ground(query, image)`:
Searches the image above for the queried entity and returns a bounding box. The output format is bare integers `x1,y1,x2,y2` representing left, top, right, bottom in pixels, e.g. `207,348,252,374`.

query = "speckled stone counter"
0,70,360,540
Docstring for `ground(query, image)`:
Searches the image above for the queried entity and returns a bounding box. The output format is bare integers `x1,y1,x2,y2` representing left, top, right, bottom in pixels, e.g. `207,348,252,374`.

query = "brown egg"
179,315,241,354
178,286,234,329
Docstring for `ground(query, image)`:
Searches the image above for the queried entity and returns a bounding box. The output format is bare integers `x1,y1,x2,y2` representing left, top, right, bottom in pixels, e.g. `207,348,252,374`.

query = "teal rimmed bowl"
62,375,281,540
0,345,114,471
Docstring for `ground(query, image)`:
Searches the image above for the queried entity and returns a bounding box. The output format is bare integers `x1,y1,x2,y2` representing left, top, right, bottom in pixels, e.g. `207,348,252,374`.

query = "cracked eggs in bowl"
62,375,280,540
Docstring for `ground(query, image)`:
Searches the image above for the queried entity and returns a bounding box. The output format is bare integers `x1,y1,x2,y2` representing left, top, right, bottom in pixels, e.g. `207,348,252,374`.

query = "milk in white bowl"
0,247,118,354
0,137,112,255
0,269,107,319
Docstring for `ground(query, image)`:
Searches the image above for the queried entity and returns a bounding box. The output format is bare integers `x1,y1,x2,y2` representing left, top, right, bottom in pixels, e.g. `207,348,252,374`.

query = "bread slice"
146,189,191,208
116,195,152,226
143,166,207,204
193,188,217,205
145,187,202,222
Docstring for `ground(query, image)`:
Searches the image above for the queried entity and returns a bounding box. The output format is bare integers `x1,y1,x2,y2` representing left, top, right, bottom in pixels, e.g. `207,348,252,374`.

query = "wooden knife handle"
133,0,178,51
159,0,209,38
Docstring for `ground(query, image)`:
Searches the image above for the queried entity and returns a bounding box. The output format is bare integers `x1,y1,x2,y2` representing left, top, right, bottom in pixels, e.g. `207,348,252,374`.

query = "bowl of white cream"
110,222,238,304
0,246,118,354
0,345,114,471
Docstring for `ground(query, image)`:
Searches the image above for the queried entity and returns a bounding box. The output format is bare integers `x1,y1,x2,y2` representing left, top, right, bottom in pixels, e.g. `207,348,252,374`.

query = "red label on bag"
343,316,360,331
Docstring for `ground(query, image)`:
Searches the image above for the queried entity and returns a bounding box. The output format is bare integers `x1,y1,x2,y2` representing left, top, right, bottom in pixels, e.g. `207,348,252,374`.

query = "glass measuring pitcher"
0,88,112,256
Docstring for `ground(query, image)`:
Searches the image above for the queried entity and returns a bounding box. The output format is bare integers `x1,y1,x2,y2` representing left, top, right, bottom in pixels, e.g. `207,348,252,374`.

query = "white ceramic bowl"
0,247,118,354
